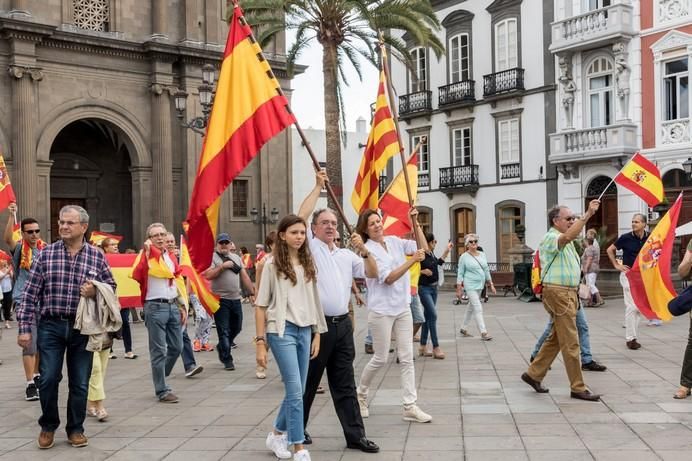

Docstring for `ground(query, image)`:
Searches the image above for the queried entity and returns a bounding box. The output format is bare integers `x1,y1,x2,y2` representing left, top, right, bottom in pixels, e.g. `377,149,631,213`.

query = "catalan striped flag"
105,254,141,308
379,152,417,236
351,50,402,214
184,0,295,272
89,231,123,246
179,236,220,315
0,154,16,212
614,152,664,207
627,193,682,321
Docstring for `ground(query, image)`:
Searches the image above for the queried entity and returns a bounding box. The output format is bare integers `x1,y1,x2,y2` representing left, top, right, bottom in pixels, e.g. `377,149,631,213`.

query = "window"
412,135,429,173
664,58,689,121
587,0,611,11
452,128,472,166
232,179,249,217
417,210,432,235
449,34,470,83
498,206,522,264
498,119,520,164
586,56,614,127
410,47,427,92
73,0,110,32
495,19,518,71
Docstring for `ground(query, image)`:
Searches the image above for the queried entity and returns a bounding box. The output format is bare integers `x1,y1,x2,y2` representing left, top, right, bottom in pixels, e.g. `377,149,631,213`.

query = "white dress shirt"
308,228,365,317
364,236,417,316
146,250,179,300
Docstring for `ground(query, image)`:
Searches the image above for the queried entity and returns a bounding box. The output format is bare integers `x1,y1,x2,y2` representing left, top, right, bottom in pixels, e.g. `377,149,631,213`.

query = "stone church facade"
0,0,294,250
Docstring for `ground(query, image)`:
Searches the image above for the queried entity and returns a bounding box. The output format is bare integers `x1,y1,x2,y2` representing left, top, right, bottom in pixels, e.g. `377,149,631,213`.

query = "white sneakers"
403,404,432,423
357,391,369,418
293,449,312,461
265,432,291,459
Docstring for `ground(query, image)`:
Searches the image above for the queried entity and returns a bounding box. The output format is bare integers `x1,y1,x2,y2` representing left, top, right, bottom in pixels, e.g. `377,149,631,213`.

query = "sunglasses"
24,229,40,235
218,241,230,245
564,216,576,222
334,238,341,242
468,240,478,244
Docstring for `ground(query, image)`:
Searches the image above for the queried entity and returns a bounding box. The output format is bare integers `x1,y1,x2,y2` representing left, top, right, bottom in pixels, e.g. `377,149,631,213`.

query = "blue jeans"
181,327,197,372
121,308,133,353
37,318,93,435
268,322,311,445
144,301,183,399
215,298,243,366
532,303,593,364
419,285,439,347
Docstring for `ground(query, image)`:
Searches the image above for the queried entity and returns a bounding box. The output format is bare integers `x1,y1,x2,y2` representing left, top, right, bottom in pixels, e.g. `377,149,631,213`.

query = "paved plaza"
1,293,692,460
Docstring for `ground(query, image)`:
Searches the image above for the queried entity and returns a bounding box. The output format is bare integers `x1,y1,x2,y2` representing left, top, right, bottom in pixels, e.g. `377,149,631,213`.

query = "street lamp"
174,63,216,135
683,157,692,179
250,204,279,237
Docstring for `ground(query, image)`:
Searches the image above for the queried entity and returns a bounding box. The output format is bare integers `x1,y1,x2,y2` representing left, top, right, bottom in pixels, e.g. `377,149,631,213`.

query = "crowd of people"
1,172,690,459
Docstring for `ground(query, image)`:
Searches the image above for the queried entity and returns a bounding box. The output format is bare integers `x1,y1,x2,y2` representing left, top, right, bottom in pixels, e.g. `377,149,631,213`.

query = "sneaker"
159,393,179,403
37,431,54,449
202,342,214,352
265,432,291,459
581,361,607,372
403,404,432,423
185,364,204,378
68,432,88,448
25,382,39,401
224,361,235,371
357,390,369,418
192,339,202,352
294,449,312,461
255,366,266,379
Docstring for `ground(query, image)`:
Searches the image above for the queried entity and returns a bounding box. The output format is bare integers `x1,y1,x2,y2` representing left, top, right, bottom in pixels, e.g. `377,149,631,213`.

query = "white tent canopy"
676,221,692,236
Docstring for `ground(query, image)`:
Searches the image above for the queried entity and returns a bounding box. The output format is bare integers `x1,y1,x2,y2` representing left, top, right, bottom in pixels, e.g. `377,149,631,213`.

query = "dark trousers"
181,328,196,372
681,315,692,388
214,298,243,365
303,316,365,444
1,290,12,321
120,308,133,353
37,318,93,435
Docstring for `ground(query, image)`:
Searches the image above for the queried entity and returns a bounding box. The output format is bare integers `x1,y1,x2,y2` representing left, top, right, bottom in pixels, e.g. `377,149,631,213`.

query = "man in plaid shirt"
16,205,115,450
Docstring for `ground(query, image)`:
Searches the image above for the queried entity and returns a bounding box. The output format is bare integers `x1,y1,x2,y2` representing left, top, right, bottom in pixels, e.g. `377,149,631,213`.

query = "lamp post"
174,64,216,135
683,157,692,179
250,204,279,238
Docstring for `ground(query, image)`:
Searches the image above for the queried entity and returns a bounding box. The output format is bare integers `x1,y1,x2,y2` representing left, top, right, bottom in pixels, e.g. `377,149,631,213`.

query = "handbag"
578,279,591,300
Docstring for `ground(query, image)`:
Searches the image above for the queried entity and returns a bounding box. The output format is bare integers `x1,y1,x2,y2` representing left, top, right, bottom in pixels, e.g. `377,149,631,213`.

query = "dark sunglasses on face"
219,241,230,245
24,229,40,235
468,240,478,244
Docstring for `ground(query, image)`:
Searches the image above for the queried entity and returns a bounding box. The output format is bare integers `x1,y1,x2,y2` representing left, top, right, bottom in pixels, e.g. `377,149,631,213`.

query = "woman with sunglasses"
457,234,495,340
418,233,453,359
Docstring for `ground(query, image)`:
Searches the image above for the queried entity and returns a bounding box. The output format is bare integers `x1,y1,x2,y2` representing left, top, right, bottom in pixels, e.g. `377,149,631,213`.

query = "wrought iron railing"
483,68,525,97
439,165,479,189
500,163,521,179
418,173,430,189
399,90,432,116
438,80,475,106
378,175,388,195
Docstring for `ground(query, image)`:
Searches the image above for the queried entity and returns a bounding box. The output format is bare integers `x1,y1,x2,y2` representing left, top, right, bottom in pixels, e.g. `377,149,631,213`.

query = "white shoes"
265,432,291,459
403,404,432,423
357,390,369,418
293,449,312,461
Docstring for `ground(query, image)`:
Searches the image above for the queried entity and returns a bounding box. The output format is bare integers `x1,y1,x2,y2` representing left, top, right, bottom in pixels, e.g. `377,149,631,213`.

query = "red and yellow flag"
180,236,220,315
626,193,682,321
614,152,664,207
90,231,123,246
105,254,141,308
184,1,295,272
379,152,417,236
11,223,20,243
0,154,16,212
351,50,401,214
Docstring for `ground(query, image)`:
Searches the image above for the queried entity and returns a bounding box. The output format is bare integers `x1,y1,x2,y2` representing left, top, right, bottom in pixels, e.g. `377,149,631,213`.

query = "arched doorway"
662,169,692,262
585,175,618,268
49,119,133,248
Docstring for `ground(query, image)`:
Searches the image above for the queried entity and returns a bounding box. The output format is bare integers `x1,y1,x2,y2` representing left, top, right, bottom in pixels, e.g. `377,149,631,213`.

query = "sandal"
459,328,473,337
124,352,138,359
87,407,98,418
418,346,432,357
673,387,691,399
481,332,493,341
432,348,445,360
97,408,109,422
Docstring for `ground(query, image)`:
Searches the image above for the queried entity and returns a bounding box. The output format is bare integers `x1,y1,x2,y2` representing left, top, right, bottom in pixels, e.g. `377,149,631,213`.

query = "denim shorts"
409,294,425,324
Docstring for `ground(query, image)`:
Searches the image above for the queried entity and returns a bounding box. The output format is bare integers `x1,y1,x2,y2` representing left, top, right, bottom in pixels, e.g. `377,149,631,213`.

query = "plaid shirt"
16,240,116,334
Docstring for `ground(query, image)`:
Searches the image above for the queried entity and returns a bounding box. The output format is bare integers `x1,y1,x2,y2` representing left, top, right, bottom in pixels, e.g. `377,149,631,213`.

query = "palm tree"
241,0,444,221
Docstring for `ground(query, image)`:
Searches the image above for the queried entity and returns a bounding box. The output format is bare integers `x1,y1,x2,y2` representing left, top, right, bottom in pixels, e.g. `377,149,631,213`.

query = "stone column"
10,0,30,17
150,84,174,230
9,65,42,221
151,0,168,40
130,166,154,245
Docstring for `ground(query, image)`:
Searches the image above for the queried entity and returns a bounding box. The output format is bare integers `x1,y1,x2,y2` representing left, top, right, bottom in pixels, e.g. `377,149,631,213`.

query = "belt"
146,298,178,304
325,314,349,324
42,313,75,321
542,284,578,291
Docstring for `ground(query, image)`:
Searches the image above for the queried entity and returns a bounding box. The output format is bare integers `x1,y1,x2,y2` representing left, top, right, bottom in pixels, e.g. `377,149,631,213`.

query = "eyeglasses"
318,220,337,227
58,220,82,226
563,216,576,222
468,240,478,244
24,229,40,235
218,241,230,245
149,232,167,239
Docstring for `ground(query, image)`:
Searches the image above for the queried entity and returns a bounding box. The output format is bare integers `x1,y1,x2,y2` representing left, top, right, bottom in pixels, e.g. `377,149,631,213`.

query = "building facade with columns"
0,0,294,251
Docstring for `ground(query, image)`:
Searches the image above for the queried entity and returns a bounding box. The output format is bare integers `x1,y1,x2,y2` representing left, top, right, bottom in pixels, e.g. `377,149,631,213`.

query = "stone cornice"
0,17,56,42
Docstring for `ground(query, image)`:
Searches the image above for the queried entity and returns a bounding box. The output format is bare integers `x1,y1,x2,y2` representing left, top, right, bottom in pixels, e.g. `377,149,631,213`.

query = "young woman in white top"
355,208,432,423
255,215,327,461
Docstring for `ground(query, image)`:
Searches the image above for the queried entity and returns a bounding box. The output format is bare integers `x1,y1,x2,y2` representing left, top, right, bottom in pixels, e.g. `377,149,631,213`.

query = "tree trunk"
322,42,344,236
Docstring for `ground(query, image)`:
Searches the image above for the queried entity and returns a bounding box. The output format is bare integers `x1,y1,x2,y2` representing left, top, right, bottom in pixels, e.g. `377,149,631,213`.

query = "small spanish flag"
379,151,418,237
0,154,16,212
180,236,220,315
11,223,20,243
105,253,141,308
614,152,664,207
531,250,542,295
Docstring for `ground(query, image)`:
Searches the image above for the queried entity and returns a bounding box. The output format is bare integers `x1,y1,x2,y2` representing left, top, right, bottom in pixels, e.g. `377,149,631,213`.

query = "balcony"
549,122,638,164
550,3,635,54
378,174,388,195
439,165,479,193
418,173,430,190
483,68,524,98
399,90,432,118
438,80,475,108
500,163,521,180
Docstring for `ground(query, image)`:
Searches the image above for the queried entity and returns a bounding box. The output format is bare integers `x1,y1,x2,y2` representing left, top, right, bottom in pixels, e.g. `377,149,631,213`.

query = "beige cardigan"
75,280,123,352
256,260,327,337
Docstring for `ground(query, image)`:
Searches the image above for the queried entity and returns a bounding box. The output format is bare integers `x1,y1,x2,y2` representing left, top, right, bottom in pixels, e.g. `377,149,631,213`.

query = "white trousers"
620,272,640,341
461,289,487,334
585,272,599,295
358,309,417,406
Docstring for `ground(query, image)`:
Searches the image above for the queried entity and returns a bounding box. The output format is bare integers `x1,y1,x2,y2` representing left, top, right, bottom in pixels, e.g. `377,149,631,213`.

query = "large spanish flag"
626,193,682,321
179,236,220,315
184,0,295,272
379,152,417,237
0,154,16,212
105,254,141,308
90,231,123,246
351,49,401,214
614,152,664,207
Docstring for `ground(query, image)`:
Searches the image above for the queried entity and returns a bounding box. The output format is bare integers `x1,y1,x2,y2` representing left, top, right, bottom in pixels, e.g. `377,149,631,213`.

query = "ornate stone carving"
613,42,630,121
658,0,691,24
73,0,110,32
661,119,691,144
150,84,178,96
8,65,43,81
558,54,576,129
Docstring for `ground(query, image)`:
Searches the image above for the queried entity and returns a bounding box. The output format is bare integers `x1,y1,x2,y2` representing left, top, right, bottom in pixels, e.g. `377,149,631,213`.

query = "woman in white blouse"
355,208,432,423
255,215,327,461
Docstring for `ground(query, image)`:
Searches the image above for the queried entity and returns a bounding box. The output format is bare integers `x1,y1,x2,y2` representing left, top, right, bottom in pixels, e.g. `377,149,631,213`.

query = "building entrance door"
585,175,618,269
453,207,475,262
